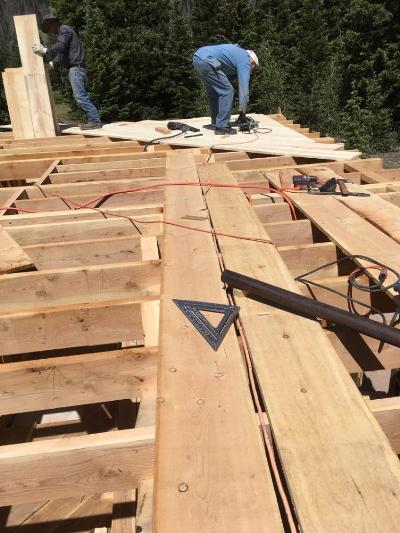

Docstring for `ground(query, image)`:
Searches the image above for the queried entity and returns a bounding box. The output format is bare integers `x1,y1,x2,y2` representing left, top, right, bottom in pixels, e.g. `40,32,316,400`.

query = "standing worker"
193,44,259,135
32,15,102,130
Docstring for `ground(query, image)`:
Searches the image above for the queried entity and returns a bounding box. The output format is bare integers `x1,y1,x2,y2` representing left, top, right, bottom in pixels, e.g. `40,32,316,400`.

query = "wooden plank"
278,242,337,277
0,227,34,273
0,261,160,313
0,347,157,415
8,216,161,246
24,237,148,270
155,152,283,533
14,189,164,212
264,219,313,246
0,142,144,162
13,15,58,138
227,155,296,171
27,177,164,198
2,68,35,139
201,161,400,532
338,194,400,245
0,427,154,506
0,299,148,356
56,157,166,173
50,166,166,183
369,397,400,454
0,204,162,226
253,202,292,223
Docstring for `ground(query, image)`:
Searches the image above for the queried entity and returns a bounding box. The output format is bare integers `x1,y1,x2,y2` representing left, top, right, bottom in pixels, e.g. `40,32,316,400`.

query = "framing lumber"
201,161,400,532
369,397,400,454
0,261,160,313
0,427,154,506
2,68,35,139
0,204,162,226
154,151,284,533
23,237,153,270
7,217,161,246
0,299,149,356
13,15,58,138
0,347,157,415
0,227,34,274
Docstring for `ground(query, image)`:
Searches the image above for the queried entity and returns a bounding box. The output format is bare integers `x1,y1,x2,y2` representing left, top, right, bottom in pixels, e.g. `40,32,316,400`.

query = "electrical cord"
143,131,185,152
296,255,400,326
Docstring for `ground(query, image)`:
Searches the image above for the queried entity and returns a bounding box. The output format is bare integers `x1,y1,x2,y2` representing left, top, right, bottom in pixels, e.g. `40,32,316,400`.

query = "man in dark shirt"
32,15,101,130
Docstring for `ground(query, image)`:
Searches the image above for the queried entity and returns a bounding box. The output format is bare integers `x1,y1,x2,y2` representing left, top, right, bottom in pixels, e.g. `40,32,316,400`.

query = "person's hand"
32,43,47,56
48,61,54,69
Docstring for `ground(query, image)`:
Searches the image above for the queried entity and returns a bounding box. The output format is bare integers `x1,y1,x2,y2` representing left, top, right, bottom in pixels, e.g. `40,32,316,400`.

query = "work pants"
192,55,234,128
68,66,101,124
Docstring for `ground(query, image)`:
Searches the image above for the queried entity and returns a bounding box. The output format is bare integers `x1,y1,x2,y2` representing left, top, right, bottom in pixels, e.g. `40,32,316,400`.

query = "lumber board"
0,204,162,226
278,241,338,277
0,143,145,162
201,161,400,532
23,237,153,270
0,347,157,415
369,397,400,454
56,157,166,173
0,261,160,313
154,151,283,533
50,166,166,183
264,219,313,246
2,68,35,139
13,15,58,138
0,427,154,505
14,189,164,212
0,227,34,273
0,299,148,355
8,217,161,246
27,177,164,198
337,194,400,245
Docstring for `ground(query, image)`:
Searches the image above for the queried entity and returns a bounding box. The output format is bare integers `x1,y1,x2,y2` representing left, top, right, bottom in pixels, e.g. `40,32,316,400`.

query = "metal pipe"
221,269,400,348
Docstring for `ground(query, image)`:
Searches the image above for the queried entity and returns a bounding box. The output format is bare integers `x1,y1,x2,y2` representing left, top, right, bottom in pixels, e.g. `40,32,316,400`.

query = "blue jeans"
193,55,234,128
68,66,101,124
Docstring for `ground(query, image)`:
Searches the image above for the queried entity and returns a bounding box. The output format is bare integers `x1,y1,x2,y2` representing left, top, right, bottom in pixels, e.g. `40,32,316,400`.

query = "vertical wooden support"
13,14,59,138
2,68,35,139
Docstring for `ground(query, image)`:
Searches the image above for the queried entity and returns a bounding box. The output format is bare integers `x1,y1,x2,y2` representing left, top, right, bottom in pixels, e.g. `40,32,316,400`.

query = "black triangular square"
173,299,240,351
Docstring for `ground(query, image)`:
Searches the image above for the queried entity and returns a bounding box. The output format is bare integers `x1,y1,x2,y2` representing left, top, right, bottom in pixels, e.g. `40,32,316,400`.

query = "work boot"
215,126,237,135
79,122,102,130
203,124,216,131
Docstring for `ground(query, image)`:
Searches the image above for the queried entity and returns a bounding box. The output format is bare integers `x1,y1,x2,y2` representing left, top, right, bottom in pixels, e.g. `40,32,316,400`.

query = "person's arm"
237,60,251,113
47,26,71,58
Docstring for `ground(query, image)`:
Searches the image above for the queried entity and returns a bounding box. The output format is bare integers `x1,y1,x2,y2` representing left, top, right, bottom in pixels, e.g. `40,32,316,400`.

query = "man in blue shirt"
32,14,102,130
193,44,259,135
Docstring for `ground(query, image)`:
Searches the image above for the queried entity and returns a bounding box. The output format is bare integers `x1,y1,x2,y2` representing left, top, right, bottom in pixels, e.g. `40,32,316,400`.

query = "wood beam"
0,299,149,356
0,347,157,415
0,227,34,273
0,260,160,313
264,219,313,246
0,427,154,506
154,152,283,533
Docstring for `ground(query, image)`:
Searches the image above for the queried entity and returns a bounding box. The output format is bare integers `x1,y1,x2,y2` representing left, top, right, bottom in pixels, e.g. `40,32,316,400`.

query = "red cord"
1,181,297,246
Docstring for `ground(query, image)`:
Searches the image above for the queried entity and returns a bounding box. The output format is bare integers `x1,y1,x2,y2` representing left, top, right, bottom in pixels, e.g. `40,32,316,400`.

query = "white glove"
48,61,54,69
32,43,47,56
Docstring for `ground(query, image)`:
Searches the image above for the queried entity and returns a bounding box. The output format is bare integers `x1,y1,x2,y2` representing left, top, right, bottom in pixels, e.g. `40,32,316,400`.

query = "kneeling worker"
32,15,102,130
193,44,259,135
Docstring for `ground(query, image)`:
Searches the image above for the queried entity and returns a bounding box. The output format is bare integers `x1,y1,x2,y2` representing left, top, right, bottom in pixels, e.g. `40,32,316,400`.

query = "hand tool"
167,121,201,133
173,299,240,351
